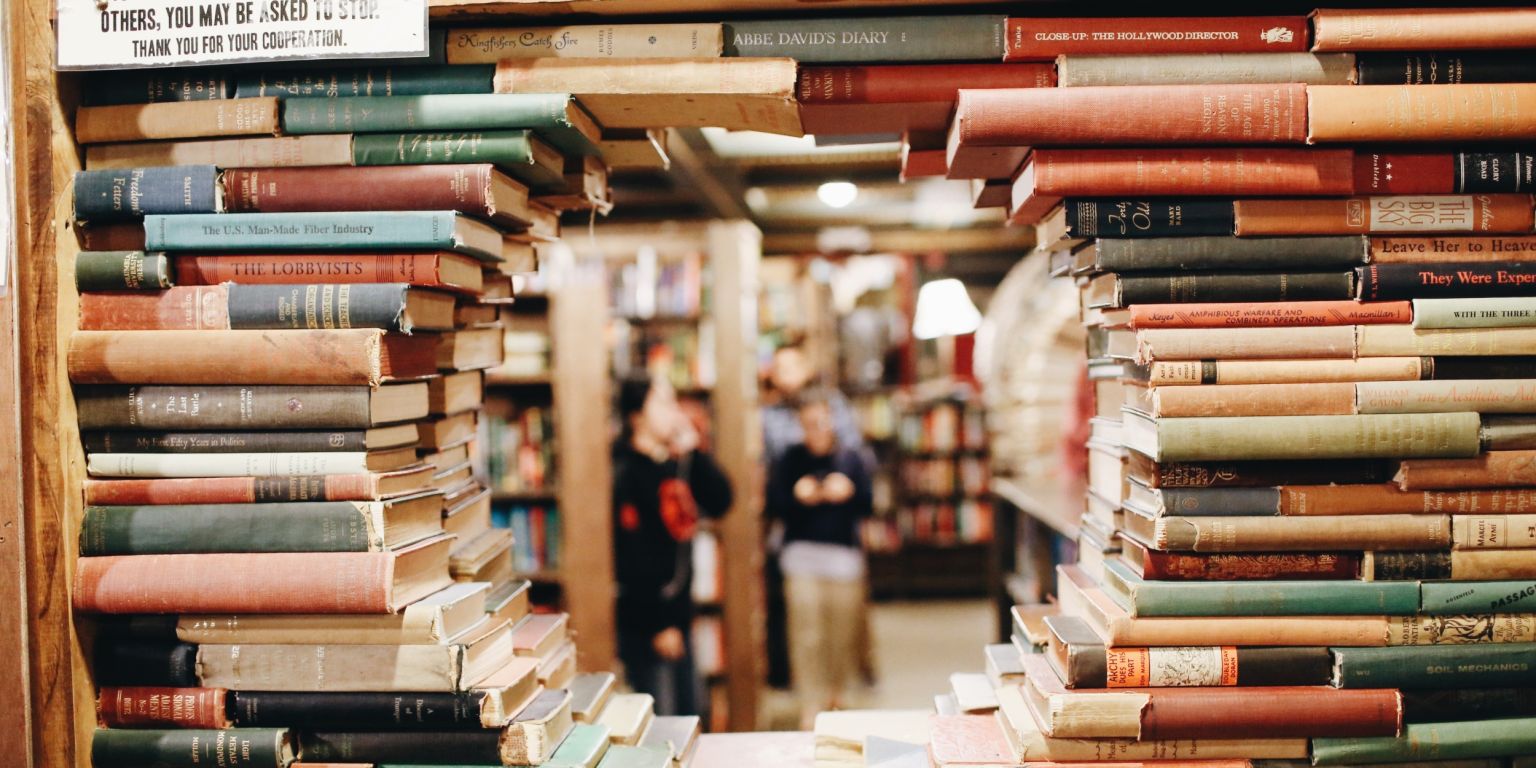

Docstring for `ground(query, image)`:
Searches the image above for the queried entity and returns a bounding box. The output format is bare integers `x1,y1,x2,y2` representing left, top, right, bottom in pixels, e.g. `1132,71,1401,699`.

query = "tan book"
196,617,513,692
1121,410,1482,462
1125,512,1451,552
995,683,1308,762
443,485,493,542
1313,8,1536,52
537,638,578,689
570,672,618,724
1011,604,1058,647
1142,382,1357,418
493,58,800,136
1057,564,1392,648
85,135,353,171
76,97,281,144
599,129,670,170
487,579,532,628
1114,326,1358,364
451,528,513,579
447,23,722,63
1057,52,1355,87
473,656,542,727
1386,612,1536,644
512,613,569,659
812,709,930,766
1360,325,1536,357
176,581,490,645
1358,379,1536,414
428,371,484,416
420,411,481,451
1310,84,1536,143
502,688,575,765
1452,514,1536,549
640,715,701,763
1444,550,1536,580
596,692,655,746
1370,236,1536,263
1143,357,1424,386
1398,450,1536,490
948,672,999,714
438,327,506,372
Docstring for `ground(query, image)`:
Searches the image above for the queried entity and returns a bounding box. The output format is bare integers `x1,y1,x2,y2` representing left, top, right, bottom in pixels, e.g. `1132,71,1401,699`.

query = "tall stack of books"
933,6,1536,768
66,58,691,768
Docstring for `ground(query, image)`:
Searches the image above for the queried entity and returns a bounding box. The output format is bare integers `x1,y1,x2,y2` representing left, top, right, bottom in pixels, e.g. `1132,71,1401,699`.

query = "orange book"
1370,236,1536,263
1309,85,1536,143
1126,301,1411,329
1312,8,1536,51
1235,195,1535,236
68,329,439,386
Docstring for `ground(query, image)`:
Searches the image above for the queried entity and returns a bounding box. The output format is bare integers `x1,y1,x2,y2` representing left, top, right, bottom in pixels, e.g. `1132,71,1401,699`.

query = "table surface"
690,731,817,768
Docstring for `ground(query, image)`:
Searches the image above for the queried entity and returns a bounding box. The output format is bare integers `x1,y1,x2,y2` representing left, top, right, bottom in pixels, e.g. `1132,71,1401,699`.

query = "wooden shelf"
991,476,1081,541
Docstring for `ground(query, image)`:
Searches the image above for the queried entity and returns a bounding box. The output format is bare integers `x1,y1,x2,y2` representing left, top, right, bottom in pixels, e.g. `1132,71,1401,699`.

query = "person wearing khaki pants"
767,390,873,728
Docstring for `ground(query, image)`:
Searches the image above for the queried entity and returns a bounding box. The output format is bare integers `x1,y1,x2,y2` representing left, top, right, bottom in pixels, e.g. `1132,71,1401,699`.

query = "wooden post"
553,266,617,673
12,0,93,763
707,221,765,730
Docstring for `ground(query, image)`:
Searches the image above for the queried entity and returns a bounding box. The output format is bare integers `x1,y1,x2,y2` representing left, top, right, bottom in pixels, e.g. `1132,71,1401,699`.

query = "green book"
281,93,599,157
1312,717,1536,765
384,724,613,768
92,728,293,768
596,745,673,768
76,250,173,291
1100,559,1419,617
724,15,1005,63
234,65,495,99
80,503,376,555
1332,644,1536,689
143,211,504,262
353,131,567,192
1423,580,1536,615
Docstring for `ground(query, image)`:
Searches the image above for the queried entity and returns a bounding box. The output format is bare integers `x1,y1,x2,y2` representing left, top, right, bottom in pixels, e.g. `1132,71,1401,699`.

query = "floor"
761,598,995,729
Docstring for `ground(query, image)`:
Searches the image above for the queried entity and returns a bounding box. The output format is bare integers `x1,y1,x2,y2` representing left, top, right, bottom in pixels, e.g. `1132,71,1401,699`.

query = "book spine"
85,135,356,171
350,131,536,171
230,691,483,729
1034,148,1355,197
234,65,495,98
796,63,1054,104
724,15,1006,63
83,476,378,505
1388,611,1536,645
1361,263,1536,300
1360,325,1536,357
1005,17,1308,60
173,253,455,289
73,166,221,221
1372,236,1536,263
1137,688,1402,740
1128,301,1411,329
1111,568,1420,617
956,83,1307,146
1451,549,1536,580
1355,152,1536,194
447,24,722,62
298,731,503,764
76,98,281,144
1359,53,1536,85
90,728,291,768
1313,718,1536,766
1156,514,1451,552
80,503,372,555
73,551,393,613
1096,646,1331,687
1067,200,1235,239
1152,487,1282,516
1365,551,1454,580
1096,236,1370,272
76,251,175,291
77,223,149,251
1358,379,1536,415
1156,413,1482,462
95,641,199,686
82,430,368,453
1056,52,1354,87
1139,550,1361,580
1422,580,1536,615
1136,326,1358,363
1148,458,1394,488
1118,273,1355,306
1236,195,1536,236
1153,382,1358,418
1453,514,1536,548
1415,298,1536,328
280,93,567,135
68,330,385,387
144,211,457,252
1483,415,1536,451
1402,688,1536,724
79,286,231,331
96,686,231,729
226,284,412,331
1313,8,1536,52
224,165,495,218
1309,85,1536,143
86,452,373,478
1397,451,1536,490
74,384,373,430
1333,645,1536,689
1431,356,1536,380
198,644,456,692
1149,357,1426,386
83,69,233,105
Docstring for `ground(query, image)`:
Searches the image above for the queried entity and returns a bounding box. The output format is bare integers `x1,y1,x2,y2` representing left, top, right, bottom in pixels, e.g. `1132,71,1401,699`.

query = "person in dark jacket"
612,374,733,716
766,388,873,727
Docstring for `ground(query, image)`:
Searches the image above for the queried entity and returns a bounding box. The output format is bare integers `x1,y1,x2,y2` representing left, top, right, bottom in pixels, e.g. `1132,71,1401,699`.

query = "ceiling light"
912,279,982,340
817,181,859,209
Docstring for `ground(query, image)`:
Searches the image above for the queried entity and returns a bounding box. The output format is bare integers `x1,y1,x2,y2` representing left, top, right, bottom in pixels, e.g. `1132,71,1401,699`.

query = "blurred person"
766,389,874,728
762,340,865,464
612,374,734,716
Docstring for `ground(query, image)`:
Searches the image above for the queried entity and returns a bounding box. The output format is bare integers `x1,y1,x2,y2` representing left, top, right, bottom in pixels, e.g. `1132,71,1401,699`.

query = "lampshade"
912,278,982,340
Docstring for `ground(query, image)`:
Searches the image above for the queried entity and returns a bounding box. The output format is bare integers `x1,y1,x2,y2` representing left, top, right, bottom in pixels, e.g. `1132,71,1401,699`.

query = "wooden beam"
762,226,1035,256
665,129,754,222
706,221,765,731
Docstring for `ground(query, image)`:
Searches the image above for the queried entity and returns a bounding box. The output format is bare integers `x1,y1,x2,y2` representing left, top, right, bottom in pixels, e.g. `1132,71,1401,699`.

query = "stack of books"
932,6,1536,768
67,59,688,768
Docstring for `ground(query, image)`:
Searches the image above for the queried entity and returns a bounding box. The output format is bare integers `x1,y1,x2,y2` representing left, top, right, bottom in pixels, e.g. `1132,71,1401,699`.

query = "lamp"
912,278,981,340
817,181,859,209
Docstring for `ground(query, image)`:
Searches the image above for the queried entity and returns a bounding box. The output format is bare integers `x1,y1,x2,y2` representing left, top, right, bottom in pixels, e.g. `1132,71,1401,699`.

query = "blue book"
281,93,599,158
142,211,504,262
1422,580,1536,615
74,166,220,222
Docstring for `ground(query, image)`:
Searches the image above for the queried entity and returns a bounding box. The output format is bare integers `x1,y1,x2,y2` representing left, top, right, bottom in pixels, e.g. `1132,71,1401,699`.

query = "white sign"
56,0,428,70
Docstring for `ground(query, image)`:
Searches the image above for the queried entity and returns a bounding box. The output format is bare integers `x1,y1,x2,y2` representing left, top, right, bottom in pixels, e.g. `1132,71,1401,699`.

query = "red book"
1354,151,1536,195
797,63,1055,104
173,252,485,294
83,467,434,504
1005,16,1308,61
223,164,531,228
1032,148,1356,197
97,687,230,729
1124,300,1413,329
953,84,1308,149
1122,538,1361,581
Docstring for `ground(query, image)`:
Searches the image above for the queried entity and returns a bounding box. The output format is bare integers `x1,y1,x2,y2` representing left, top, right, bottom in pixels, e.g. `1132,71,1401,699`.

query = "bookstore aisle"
6,3,1536,768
